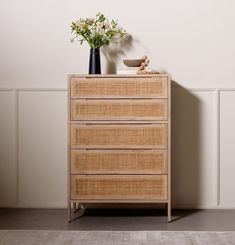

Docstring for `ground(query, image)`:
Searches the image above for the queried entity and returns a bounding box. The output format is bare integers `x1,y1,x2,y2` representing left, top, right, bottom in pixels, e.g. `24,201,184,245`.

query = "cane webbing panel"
71,150,167,174
71,99,168,120
68,75,171,221
71,175,167,200
71,124,167,148
71,77,168,98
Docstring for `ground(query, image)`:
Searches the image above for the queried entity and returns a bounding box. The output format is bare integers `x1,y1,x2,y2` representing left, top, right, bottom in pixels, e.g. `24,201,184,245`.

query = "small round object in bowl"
123,59,145,67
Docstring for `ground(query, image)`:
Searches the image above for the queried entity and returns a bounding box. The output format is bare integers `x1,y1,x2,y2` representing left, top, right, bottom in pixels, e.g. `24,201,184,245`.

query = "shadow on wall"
101,35,133,74
171,81,202,208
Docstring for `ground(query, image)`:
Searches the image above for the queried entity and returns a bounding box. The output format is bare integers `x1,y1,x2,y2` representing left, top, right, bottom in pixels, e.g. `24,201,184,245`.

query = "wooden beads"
137,55,149,72
145,59,150,65
137,55,159,74
138,70,159,74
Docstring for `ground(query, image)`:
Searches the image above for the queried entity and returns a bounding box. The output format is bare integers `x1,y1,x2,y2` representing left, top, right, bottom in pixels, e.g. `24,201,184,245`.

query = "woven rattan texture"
71,100,167,120
71,125,167,148
71,77,167,98
71,175,167,200
71,150,166,174
68,75,171,221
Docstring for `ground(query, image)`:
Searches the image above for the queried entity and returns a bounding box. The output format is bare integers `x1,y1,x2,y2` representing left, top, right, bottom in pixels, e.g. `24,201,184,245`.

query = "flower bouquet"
71,12,128,74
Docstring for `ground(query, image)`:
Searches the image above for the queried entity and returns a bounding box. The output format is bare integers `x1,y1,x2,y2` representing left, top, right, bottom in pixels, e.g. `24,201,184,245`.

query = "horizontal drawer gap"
71,148,168,150
70,117,168,121
70,200,168,203
71,97,168,100
70,149,167,152
70,174,168,176
71,96,168,98
70,122,168,125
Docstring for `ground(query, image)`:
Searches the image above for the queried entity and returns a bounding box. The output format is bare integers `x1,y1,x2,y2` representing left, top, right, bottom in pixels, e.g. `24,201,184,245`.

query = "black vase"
89,48,101,74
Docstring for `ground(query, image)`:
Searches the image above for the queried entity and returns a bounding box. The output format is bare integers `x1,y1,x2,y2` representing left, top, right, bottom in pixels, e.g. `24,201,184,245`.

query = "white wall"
0,0,235,208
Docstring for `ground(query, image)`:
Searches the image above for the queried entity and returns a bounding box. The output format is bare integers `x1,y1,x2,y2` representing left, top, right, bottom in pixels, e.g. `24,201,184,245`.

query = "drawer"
71,149,167,174
70,77,168,98
71,175,167,200
71,99,168,121
70,124,167,149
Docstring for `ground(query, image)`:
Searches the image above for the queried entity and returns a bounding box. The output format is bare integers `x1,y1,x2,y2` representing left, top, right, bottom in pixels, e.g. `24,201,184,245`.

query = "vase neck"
90,48,100,52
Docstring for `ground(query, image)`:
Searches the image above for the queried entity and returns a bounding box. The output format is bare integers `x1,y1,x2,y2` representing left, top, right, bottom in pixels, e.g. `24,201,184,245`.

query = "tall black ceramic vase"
89,48,101,74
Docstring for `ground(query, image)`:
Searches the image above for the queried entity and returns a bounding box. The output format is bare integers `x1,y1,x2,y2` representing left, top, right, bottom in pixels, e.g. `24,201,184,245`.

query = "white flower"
71,12,128,48
105,23,110,29
96,22,103,29
87,18,95,23
75,20,82,28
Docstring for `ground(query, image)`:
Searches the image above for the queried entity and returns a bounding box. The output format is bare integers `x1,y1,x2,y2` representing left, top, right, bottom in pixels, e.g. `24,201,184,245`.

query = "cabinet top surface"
69,74,170,79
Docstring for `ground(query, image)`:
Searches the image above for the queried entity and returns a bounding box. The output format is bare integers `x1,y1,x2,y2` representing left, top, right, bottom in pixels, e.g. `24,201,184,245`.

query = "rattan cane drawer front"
71,175,167,200
70,77,168,98
71,124,167,149
71,149,167,174
71,99,168,121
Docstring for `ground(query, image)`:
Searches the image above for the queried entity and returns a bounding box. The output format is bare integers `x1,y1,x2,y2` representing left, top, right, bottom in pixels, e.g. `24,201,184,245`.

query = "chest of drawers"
68,75,171,222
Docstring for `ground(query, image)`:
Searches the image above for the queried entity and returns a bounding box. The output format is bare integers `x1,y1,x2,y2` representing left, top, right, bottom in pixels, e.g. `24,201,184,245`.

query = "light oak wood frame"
167,75,171,222
68,74,171,222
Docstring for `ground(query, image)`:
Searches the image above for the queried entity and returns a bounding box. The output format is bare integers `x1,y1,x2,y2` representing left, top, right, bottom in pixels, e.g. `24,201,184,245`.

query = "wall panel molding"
0,87,234,208
17,89,67,208
218,89,235,208
0,90,17,207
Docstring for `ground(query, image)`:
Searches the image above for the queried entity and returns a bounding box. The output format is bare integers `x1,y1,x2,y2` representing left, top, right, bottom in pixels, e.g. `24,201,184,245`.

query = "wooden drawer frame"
71,149,167,174
70,123,168,149
71,99,168,121
71,175,168,201
70,76,168,98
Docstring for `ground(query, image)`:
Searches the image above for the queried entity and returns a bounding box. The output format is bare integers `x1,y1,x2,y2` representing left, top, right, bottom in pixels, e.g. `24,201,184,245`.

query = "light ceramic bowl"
123,59,145,67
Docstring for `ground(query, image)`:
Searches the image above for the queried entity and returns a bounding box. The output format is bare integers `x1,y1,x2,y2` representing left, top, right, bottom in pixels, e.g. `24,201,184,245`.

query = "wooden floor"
0,208,235,231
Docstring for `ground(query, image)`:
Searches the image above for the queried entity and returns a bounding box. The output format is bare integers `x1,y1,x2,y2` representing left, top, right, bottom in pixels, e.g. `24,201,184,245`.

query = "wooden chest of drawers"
68,75,171,222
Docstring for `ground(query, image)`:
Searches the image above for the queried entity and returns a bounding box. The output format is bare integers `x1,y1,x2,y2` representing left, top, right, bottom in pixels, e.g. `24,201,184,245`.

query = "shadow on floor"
0,208,205,231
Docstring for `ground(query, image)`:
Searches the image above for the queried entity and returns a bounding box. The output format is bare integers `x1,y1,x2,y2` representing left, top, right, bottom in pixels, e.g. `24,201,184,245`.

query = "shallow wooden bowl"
123,59,145,67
